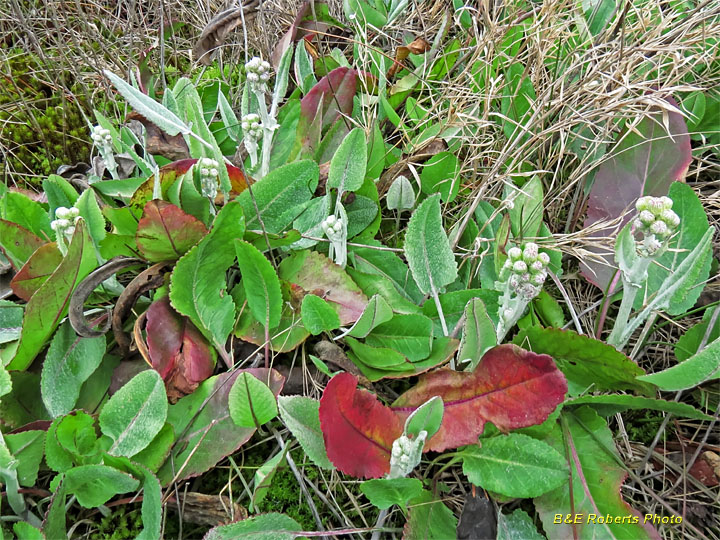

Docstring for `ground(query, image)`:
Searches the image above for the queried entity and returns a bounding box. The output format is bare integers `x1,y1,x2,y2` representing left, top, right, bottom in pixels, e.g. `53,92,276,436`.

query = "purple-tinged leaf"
581,99,691,289
10,243,62,302
145,297,216,402
157,368,284,485
0,220,46,270
8,223,97,371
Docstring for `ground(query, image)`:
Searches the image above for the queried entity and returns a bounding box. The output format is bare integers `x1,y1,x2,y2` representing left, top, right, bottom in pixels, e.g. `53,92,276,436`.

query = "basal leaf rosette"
392,344,567,452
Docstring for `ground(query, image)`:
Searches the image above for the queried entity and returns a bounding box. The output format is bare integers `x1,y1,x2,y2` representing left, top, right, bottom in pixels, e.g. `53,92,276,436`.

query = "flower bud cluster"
499,242,550,301
245,57,272,90
91,126,112,148
198,158,219,199
389,431,426,479
51,207,81,252
321,215,344,242
241,113,263,142
633,196,680,257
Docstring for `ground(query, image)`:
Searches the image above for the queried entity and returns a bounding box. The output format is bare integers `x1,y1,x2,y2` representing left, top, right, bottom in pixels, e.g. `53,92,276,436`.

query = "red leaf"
319,372,403,479
0,219,46,270
300,67,356,130
10,243,62,301
136,200,208,262
145,297,216,402
580,98,691,289
392,344,567,452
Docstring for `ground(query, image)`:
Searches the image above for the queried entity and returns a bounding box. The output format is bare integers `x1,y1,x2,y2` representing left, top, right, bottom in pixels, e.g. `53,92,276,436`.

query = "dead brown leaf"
388,37,431,78
193,2,260,66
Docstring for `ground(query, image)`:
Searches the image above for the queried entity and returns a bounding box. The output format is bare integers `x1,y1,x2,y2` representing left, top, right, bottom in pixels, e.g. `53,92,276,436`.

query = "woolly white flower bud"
522,242,539,262
639,210,655,225
636,196,652,213
659,209,680,228
538,252,550,265
530,260,545,273
508,247,522,261
649,220,669,237
55,207,70,219
512,260,528,274
658,196,673,210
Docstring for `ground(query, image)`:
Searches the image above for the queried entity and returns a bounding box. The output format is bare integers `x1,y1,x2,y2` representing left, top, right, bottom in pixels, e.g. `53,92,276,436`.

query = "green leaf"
158,369,284,484
204,513,301,540
236,160,319,233
136,468,162,540
104,70,190,136
43,174,79,217
341,294,393,339
277,396,333,469
566,394,712,420
5,431,44,486
535,408,655,539
41,321,106,418
404,489,458,540
364,314,433,361
345,195,378,238
457,298,496,370
41,477,67,540
65,464,140,508
99,370,168,457
328,127,367,194
301,294,341,335
228,372,279,428
8,223,97,371
420,152,460,202
637,337,720,391
170,202,244,354
252,447,287,510
497,509,544,540
422,289,501,337
56,411,103,461
349,240,423,303
45,418,74,473
514,327,654,395
675,306,719,361
404,396,443,439
505,175,543,238
75,188,106,253
0,299,23,345
0,362,11,398
360,477,424,510
387,175,416,210
235,239,283,330
346,268,420,315
13,522,44,540
404,193,458,296
462,433,567,498
130,423,174,473
1,191,52,239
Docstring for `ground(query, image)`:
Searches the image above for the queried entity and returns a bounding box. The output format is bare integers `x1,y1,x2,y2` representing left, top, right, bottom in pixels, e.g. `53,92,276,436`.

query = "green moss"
88,506,144,540
0,50,103,182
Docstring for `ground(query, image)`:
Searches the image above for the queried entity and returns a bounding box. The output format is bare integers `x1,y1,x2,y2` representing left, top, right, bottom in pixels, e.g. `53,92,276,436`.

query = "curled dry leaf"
392,344,567,452
68,257,143,338
193,1,260,65
377,137,448,197
112,262,170,357
387,37,431,78
127,112,189,161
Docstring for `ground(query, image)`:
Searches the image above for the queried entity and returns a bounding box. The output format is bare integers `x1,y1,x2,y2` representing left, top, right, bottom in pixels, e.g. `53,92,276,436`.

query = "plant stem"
606,279,639,350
